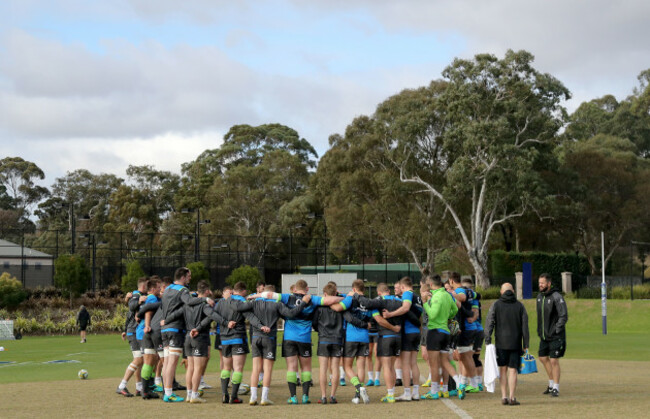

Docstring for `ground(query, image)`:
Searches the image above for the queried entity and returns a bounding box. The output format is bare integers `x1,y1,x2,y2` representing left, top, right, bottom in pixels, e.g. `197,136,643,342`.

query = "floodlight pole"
601,231,607,335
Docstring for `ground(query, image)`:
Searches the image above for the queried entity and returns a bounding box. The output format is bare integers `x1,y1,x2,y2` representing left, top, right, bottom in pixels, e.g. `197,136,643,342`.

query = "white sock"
413,385,419,396
164,388,172,397
442,384,448,392
470,376,478,387
187,390,192,399
340,366,345,377
250,387,258,400
427,373,431,381
119,380,128,390
553,383,559,391
549,380,554,387
262,386,270,401
453,375,461,385
403,387,411,396
155,377,162,385
136,381,143,391
387,388,395,396
477,375,483,385
396,369,403,380
432,382,440,394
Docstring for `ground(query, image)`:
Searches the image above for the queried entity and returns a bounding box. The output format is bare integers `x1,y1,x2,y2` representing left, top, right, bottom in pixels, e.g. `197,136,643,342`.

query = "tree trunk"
468,249,490,289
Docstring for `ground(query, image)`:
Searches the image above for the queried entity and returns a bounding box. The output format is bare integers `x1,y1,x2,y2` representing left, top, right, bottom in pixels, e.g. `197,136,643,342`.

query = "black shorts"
473,331,485,352
137,338,145,353
143,332,155,350
401,333,421,352
317,342,343,358
496,348,522,369
214,334,222,350
344,341,369,358
185,333,210,357
127,334,140,352
78,323,88,332
426,329,450,352
376,336,401,357
457,330,476,348
222,337,249,358
282,340,312,358
539,338,566,359
251,336,277,360
151,331,163,353
162,331,186,349
368,334,379,344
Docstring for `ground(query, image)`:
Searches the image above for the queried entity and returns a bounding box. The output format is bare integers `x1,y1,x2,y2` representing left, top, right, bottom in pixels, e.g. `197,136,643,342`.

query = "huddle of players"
116,267,483,405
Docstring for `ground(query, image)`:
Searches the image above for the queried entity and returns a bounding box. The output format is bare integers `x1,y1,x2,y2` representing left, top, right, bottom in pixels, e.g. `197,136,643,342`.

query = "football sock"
141,364,153,380
413,385,419,396
396,369,403,380
287,371,298,397
432,382,440,394
231,371,242,399
387,388,395,396
119,380,128,390
301,371,312,396
155,376,162,386
404,387,411,396
164,388,172,397
549,380,554,387
250,386,258,400
553,383,560,391
262,386,270,401
221,369,230,395
442,385,448,392
135,381,143,392
339,366,345,378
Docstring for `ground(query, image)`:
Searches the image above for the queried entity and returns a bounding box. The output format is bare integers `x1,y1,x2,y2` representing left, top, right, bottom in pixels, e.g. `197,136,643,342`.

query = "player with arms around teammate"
382,276,423,401
537,273,568,397
420,275,458,400
237,284,309,406
116,277,148,397
342,279,373,404
160,267,214,402
138,277,163,399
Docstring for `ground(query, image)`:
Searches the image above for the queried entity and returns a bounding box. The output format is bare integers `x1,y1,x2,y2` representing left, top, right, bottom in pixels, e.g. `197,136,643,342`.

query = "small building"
0,239,53,288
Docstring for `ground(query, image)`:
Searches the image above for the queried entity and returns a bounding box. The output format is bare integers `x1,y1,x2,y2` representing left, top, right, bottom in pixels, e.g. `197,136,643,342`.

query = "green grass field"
1,300,649,418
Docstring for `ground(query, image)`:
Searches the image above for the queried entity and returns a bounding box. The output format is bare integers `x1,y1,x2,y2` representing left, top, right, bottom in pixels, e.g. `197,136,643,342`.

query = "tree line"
1,50,649,287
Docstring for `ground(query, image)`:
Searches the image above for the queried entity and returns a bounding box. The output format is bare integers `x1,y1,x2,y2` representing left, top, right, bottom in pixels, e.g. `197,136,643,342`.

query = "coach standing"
484,283,529,406
536,273,568,397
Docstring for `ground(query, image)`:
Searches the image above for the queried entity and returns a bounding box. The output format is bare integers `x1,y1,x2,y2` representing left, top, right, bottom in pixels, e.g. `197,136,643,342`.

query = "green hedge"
489,250,592,280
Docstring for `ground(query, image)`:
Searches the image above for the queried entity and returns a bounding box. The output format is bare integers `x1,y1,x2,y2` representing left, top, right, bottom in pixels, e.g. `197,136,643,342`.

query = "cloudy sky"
1,0,648,185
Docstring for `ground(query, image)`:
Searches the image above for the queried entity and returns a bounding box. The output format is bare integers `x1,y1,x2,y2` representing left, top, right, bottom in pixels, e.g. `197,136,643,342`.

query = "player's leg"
249,356,262,404
397,350,412,400
286,354,299,400
550,358,561,392
231,353,246,403
318,356,330,401
499,365,508,402
191,356,208,403
410,350,420,399
330,355,340,401
298,354,313,403
220,350,233,403
163,347,183,401
261,358,275,405
395,356,403,386
117,349,141,396
185,355,194,400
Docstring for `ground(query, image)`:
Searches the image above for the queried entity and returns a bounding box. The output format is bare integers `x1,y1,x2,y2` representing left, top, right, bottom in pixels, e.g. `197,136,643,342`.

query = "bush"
186,261,210,290
121,259,145,293
0,272,28,309
477,286,501,300
54,254,91,297
226,265,261,292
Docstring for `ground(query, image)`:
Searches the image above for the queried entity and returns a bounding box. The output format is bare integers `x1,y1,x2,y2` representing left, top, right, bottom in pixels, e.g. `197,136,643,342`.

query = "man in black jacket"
536,273,568,397
485,283,529,406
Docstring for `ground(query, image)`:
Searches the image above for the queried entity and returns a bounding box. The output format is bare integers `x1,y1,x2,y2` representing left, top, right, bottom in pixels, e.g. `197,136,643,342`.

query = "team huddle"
114,267,566,406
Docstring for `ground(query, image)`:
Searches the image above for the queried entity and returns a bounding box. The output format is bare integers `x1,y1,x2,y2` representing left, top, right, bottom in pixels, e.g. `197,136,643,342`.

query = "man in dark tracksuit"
236,285,309,406
537,273,568,397
485,283,529,406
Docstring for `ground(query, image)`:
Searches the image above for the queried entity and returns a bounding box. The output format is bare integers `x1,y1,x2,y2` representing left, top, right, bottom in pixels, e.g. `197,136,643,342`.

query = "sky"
1,0,648,186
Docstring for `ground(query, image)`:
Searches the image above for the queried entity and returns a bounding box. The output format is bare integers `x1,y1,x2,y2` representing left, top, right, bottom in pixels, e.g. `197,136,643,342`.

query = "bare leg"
319,356,330,398
507,367,518,401
330,356,340,398
550,358,561,384
499,366,508,400
539,356,552,380
185,356,194,395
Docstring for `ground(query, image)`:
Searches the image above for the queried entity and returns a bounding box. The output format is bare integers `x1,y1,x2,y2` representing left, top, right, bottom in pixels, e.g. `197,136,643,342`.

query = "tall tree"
0,157,49,226
385,50,570,287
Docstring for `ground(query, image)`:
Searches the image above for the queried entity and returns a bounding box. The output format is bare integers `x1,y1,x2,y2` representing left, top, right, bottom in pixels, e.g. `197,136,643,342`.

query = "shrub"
226,265,261,292
0,272,28,309
186,261,210,290
489,250,592,281
54,254,91,297
477,286,501,300
121,259,145,293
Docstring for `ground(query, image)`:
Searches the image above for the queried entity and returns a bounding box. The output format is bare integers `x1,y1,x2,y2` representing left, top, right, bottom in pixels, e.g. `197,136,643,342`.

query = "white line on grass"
442,398,473,419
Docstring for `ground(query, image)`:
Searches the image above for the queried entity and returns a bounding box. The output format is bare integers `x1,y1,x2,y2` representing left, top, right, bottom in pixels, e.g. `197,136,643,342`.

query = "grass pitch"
1,300,649,417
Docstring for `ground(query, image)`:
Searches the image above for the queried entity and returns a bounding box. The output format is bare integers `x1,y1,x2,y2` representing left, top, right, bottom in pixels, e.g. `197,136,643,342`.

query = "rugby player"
116,277,148,397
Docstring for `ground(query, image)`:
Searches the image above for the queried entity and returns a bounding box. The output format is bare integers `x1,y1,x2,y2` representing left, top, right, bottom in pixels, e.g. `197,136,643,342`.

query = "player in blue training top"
463,277,484,392
255,279,346,404
116,277,148,398
342,279,372,404
138,277,163,399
